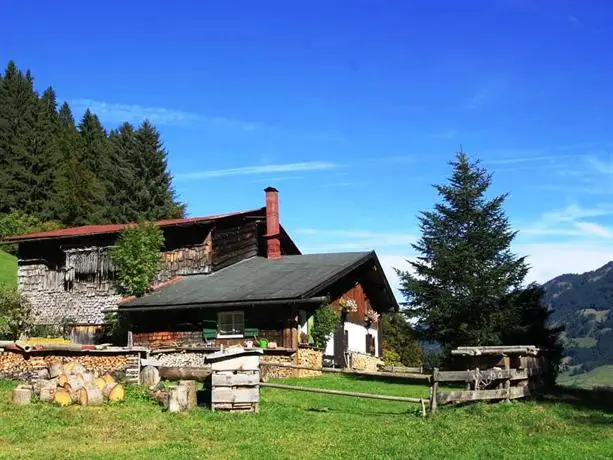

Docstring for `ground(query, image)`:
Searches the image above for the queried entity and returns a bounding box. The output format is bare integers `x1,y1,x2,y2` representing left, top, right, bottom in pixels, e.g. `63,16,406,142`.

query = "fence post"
430,367,439,414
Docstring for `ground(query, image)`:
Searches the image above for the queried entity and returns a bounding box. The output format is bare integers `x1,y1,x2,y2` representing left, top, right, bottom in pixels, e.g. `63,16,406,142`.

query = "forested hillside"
0,60,185,237
543,262,613,373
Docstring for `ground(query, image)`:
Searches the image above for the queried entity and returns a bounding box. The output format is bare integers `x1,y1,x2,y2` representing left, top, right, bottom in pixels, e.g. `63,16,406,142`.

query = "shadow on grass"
536,385,613,416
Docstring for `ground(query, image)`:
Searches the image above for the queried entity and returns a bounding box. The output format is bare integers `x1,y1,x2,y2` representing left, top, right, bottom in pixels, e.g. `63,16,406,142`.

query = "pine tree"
396,152,529,354
134,120,185,220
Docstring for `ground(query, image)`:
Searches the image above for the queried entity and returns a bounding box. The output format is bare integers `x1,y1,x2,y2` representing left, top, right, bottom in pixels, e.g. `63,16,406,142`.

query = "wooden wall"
212,219,259,270
330,281,372,326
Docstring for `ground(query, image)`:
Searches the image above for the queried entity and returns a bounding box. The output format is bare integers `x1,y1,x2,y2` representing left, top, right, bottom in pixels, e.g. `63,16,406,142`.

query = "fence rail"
260,362,430,382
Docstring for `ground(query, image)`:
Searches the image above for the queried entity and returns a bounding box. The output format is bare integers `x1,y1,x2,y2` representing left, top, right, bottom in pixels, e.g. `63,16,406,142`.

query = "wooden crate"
204,348,263,413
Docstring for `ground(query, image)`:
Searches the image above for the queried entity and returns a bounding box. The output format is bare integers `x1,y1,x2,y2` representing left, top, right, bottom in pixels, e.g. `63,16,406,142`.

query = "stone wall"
19,263,121,325
0,350,136,381
348,352,383,372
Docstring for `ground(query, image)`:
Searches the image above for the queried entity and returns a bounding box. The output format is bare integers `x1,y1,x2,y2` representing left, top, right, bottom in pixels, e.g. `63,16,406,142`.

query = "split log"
158,366,211,381
79,387,104,406
141,366,161,388
71,363,86,375
94,377,107,391
49,362,63,379
150,389,169,408
32,378,57,394
102,373,116,385
63,361,76,375
53,388,72,406
58,374,69,387
40,386,56,403
63,376,85,392
78,372,94,384
167,385,189,412
103,383,125,401
12,386,33,405
179,380,197,409
34,368,50,380
68,389,81,404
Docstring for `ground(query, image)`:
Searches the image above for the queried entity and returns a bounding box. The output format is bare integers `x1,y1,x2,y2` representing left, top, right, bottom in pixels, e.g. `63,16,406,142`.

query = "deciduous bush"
311,304,341,349
110,221,164,296
0,286,32,339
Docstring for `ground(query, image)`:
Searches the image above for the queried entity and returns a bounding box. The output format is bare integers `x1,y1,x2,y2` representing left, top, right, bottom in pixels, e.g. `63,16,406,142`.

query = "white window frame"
217,310,245,338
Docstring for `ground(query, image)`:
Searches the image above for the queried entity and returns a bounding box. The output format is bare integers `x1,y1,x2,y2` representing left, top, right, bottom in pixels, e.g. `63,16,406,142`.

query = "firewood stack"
10,359,125,406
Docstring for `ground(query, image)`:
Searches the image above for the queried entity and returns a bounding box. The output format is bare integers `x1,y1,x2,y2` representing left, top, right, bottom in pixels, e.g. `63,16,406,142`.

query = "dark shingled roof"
120,252,380,309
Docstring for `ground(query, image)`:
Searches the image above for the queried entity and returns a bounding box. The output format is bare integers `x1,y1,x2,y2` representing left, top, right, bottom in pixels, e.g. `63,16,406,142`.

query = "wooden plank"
212,373,260,386
261,382,426,404
212,387,260,403
437,389,509,404
435,369,528,382
260,362,430,382
210,355,260,371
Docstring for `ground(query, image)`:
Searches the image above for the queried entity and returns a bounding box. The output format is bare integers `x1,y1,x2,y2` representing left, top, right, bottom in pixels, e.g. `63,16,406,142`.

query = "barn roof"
119,251,398,311
1,208,265,243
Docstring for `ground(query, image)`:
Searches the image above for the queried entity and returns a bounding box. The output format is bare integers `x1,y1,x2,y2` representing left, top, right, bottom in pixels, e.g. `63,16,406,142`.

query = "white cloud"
69,98,260,130
517,242,613,283
176,161,337,180
574,222,613,239
486,154,575,165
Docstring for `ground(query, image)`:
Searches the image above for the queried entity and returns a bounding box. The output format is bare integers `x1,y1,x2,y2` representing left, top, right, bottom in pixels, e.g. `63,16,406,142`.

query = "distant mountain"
542,262,613,373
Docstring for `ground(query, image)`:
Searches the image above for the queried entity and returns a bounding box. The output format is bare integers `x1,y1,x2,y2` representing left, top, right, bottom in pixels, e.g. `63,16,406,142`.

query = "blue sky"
3,0,613,297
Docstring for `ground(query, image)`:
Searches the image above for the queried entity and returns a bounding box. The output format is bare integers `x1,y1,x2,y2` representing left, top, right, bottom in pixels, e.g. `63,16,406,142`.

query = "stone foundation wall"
0,350,136,381
349,352,383,372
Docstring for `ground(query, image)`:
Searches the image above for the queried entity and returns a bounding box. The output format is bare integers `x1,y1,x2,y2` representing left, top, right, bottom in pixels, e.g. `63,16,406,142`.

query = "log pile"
10,359,125,407
0,351,130,380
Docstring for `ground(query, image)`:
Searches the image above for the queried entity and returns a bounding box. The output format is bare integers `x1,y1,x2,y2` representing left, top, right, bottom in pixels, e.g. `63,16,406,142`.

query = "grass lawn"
558,365,613,389
1,375,612,459
0,250,17,287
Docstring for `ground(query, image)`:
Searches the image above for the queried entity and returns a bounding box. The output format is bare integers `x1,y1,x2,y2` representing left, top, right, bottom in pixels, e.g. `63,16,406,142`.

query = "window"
217,311,244,337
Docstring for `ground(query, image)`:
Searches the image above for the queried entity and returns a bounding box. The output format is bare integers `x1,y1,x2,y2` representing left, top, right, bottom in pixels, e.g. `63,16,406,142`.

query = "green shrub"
0,211,61,255
110,221,164,296
0,285,32,339
383,347,402,365
311,304,341,349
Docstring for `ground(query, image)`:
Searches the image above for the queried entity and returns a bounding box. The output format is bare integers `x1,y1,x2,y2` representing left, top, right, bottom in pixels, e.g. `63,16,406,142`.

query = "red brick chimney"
265,187,281,260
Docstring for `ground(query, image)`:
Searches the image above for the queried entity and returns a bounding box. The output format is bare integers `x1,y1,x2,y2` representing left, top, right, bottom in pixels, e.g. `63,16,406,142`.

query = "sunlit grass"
0,376,612,459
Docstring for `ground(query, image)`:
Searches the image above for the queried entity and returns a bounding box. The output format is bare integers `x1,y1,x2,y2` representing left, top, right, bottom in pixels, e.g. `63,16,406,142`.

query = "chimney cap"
264,186,278,193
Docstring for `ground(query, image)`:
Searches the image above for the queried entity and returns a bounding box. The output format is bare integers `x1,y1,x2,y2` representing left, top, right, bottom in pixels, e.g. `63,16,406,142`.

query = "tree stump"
12,386,32,405
167,385,189,413
141,366,161,389
79,387,104,406
179,380,198,409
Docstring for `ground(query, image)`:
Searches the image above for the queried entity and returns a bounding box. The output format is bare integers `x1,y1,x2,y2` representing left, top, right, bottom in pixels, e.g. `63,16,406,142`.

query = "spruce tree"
28,86,60,220
396,152,529,354
55,102,104,226
0,61,38,214
108,123,139,222
134,120,185,220
77,109,111,223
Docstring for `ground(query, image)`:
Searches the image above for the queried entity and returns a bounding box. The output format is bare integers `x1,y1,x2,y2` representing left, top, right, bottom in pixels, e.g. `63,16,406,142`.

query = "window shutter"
343,330,348,352
365,334,370,354
202,319,217,341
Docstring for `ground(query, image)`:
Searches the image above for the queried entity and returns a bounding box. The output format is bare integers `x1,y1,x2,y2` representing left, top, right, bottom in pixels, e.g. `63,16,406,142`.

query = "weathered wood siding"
212,219,259,270
330,281,372,325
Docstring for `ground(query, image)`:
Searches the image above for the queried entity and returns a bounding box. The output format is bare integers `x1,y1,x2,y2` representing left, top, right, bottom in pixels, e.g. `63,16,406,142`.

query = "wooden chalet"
3,188,398,364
